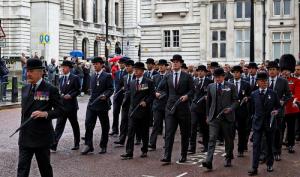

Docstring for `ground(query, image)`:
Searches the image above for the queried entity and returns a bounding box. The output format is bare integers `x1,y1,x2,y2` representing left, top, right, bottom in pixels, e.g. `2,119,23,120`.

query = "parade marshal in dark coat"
202,68,239,170
121,62,155,160
52,60,81,151
248,72,281,176
81,57,114,155
17,59,64,177
158,54,194,164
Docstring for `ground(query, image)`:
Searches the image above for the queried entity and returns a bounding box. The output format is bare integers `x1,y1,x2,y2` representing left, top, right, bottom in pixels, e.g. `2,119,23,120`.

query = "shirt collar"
95,70,103,76
269,76,278,82
234,78,241,83
259,88,267,94
34,78,43,89
136,76,143,83
64,72,70,77
173,70,181,75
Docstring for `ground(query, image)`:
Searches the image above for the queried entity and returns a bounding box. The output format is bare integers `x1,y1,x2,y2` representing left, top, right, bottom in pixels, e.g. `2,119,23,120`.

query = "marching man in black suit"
248,72,280,176
230,65,251,157
121,62,155,160
189,65,213,154
110,57,128,136
17,59,64,177
202,68,238,170
149,59,169,151
158,54,194,164
144,58,159,79
52,60,81,151
81,57,114,155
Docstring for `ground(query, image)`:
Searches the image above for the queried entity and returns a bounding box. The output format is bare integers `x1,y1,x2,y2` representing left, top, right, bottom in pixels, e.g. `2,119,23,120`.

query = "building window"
212,30,226,58
94,40,99,56
272,32,291,59
82,38,89,59
273,0,291,16
115,3,119,26
93,0,98,23
163,30,180,48
82,0,87,21
236,0,251,19
212,2,226,20
235,29,250,58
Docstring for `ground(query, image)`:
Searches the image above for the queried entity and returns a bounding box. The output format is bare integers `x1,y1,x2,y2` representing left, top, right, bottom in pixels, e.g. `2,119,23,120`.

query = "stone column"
199,1,209,63
226,0,235,64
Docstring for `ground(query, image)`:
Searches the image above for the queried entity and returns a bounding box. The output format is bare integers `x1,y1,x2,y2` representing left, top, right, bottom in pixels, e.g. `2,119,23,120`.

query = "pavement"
1,96,300,177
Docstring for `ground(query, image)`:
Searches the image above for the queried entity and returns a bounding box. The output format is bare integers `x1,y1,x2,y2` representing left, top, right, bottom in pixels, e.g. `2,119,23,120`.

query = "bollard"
11,76,18,103
54,74,59,87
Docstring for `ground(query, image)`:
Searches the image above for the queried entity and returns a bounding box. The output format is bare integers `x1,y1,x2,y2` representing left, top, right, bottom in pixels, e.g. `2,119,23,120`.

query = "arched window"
73,37,77,50
94,40,99,56
82,38,89,59
82,0,87,21
93,0,98,23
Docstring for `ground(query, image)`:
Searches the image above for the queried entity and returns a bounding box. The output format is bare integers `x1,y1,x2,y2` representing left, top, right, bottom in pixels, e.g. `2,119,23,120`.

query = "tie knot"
271,79,274,82
260,90,265,95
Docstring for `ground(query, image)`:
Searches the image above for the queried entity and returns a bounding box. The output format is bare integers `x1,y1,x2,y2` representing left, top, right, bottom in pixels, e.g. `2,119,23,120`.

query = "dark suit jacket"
59,73,81,111
158,71,194,115
122,74,136,108
128,77,155,120
251,89,281,131
114,69,127,101
272,77,292,117
245,75,259,92
19,80,64,148
229,79,251,118
152,74,168,111
144,70,159,79
191,77,213,114
88,71,114,111
206,81,239,122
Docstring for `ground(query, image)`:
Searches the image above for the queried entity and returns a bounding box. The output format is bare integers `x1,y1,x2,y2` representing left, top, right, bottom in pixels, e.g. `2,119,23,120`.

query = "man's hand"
63,94,72,100
206,116,209,124
140,101,147,107
223,108,232,114
280,100,285,106
271,110,278,116
180,95,188,102
99,95,106,100
155,92,161,99
31,111,48,119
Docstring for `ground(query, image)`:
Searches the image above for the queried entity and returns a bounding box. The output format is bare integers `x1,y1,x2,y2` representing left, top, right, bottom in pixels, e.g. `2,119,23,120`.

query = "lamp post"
262,0,266,63
105,0,109,60
250,0,255,62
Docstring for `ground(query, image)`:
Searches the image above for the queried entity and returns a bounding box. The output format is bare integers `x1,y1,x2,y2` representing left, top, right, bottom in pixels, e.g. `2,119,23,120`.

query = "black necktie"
269,79,274,90
160,75,164,80
136,79,139,90
63,76,67,86
30,84,36,96
199,78,203,88
120,70,123,78
128,75,132,85
235,81,239,93
260,89,265,103
218,83,222,95
251,76,255,87
174,73,178,89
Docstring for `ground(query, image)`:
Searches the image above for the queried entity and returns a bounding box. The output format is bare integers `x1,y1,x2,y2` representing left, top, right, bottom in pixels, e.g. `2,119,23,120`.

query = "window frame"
272,0,292,17
235,29,250,59
211,1,227,21
211,30,227,59
271,31,292,59
162,28,181,51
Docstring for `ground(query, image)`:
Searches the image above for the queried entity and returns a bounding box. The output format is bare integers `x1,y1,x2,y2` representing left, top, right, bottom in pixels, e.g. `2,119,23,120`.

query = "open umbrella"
108,55,123,62
70,50,84,58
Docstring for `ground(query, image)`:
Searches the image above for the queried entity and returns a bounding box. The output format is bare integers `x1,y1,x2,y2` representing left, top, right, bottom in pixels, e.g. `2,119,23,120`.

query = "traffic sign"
39,33,50,44
0,38,6,48
0,25,5,38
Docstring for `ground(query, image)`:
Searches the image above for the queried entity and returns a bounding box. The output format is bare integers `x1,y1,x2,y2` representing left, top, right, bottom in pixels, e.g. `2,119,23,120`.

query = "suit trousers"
284,114,297,147
252,129,274,169
112,96,123,134
164,111,191,159
149,109,165,148
118,105,129,143
190,111,209,151
273,116,284,155
126,116,150,155
235,112,249,153
54,111,80,146
84,108,110,148
206,119,234,163
17,146,53,177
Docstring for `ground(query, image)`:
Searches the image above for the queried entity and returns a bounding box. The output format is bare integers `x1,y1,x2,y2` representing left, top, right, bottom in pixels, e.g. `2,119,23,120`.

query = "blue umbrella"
70,50,84,57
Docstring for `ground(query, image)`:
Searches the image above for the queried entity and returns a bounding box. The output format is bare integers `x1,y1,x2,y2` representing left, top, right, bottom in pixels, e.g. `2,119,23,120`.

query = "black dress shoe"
288,146,295,153
81,145,94,155
109,132,118,136
188,149,196,154
140,152,147,158
237,152,244,157
99,148,107,154
160,157,171,163
248,168,258,176
114,141,124,145
178,156,187,163
224,158,232,167
50,144,57,152
71,145,80,150
121,153,133,160
202,161,212,170
81,137,85,140
148,145,156,151
201,148,208,153
267,166,273,172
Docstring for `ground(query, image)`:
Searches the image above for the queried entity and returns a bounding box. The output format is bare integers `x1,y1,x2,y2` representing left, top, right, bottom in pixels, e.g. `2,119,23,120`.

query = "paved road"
1,96,300,177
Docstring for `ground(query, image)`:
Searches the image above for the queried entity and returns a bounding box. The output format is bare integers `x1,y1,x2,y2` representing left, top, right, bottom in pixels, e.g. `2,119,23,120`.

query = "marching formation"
16,54,300,177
